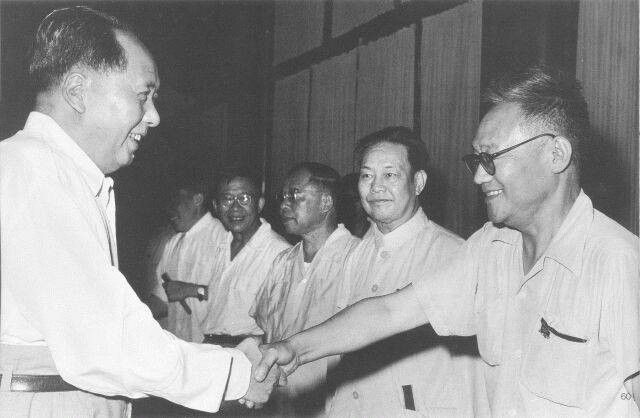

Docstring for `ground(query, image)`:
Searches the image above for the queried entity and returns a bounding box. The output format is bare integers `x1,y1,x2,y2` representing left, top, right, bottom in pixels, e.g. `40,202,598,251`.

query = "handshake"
235,337,299,409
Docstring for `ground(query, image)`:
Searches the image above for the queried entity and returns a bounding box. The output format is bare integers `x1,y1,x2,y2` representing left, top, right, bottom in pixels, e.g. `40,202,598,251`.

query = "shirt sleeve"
598,243,640,383
411,230,483,337
0,141,249,412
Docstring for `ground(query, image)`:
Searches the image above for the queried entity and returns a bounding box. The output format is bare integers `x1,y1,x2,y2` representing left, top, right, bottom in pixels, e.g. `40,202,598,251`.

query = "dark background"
1,0,274,294
1,1,636,298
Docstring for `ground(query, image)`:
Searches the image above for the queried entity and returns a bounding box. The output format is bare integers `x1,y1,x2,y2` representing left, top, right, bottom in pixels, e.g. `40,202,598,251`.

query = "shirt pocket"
521,315,591,408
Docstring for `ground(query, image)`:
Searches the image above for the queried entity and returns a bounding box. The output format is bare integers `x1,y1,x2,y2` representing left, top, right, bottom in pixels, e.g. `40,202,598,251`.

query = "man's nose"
144,101,160,127
473,164,492,185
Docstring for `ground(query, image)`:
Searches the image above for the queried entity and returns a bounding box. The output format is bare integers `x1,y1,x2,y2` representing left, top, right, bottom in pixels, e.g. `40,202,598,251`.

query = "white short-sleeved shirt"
202,220,290,336
251,225,360,414
414,191,640,417
153,213,227,342
327,208,479,417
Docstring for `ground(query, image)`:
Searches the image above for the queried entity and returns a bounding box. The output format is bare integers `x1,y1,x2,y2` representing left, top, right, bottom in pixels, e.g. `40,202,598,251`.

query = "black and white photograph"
0,0,638,417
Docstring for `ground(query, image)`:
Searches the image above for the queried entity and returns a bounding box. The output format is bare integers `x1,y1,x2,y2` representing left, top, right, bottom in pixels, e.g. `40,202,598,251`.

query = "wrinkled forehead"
361,141,410,168
219,176,259,195
472,102,527,152
116,30,160,87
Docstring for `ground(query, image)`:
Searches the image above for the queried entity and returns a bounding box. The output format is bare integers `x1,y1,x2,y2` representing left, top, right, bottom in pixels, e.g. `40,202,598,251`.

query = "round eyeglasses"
462,133,556,176
276,188,304,204
219,193,253,207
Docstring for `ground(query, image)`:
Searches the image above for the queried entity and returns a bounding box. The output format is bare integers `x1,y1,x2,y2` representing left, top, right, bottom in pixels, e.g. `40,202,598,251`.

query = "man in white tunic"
199,168,290,346
0,7,276,416
255,67,639,417
324,127,478,417
252,162,360,416
150,180,227,342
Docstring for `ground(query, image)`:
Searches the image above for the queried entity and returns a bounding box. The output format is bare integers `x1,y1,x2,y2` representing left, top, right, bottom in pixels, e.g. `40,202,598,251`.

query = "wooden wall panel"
332,0,395,37
273,1,324,65
308,51,358,175
576,0,638,234
271,70,311,191
356,26,415,140
421,1,483,237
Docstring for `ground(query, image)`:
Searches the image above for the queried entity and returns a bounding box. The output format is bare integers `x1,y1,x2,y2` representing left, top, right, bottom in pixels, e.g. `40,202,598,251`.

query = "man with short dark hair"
149,179,227,342
256,67,640,416
199,167,290,346
0,6,276,416
251,162,360,416
325,127,477,417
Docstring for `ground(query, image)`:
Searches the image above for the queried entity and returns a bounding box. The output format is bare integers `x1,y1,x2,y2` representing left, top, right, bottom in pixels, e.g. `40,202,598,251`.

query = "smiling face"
472,102,554,229
358,142,425,234
216,177,264,235
279,169,327,236
83,31,160,174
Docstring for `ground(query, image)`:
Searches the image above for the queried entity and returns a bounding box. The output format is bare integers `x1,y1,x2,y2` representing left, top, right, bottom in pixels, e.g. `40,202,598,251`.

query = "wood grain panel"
273,1,324,65
420,1,483,237
271,70,311,191
576,0,639,233
308,50,358,175
332,0,395,37
356,26,415,141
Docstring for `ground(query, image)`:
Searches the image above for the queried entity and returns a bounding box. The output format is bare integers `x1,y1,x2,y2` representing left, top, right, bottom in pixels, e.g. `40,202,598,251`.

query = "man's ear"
320,193,334,214
413,170,427,195
258,196,266,213
550,136,573,173
61,72,87,114
193,192,205,207
211,199,218,215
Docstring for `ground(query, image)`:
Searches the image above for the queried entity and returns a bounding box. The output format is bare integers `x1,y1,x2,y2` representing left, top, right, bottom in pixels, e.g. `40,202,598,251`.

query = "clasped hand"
236,337,284,409
253,340,299,387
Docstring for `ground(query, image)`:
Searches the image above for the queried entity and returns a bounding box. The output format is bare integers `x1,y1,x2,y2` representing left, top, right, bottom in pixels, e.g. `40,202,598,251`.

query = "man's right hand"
162,280,198,302
254,341,300,383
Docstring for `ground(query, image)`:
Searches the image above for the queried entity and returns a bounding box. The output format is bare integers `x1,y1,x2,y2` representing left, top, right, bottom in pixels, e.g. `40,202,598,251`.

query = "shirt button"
514,350,523,359
371,284,379,293
380,251,390,259
352,391,359,399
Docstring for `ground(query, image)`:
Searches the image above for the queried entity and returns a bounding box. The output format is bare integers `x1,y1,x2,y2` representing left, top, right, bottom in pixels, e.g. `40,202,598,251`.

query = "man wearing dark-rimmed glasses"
200,167,290,349
255,66,639,416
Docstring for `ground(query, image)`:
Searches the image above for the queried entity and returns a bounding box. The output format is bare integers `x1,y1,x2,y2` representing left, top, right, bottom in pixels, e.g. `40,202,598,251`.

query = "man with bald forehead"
255,67,640,417
252,162,360,416
0,6,277,416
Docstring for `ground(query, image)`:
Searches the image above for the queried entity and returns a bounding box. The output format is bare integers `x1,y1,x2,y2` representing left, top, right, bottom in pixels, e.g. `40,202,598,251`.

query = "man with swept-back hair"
0,6,277,416
251,162,360,416
255,66,639,416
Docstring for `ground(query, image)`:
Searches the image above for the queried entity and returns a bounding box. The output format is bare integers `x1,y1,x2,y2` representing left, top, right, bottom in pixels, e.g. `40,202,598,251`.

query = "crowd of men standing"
0,5,638,418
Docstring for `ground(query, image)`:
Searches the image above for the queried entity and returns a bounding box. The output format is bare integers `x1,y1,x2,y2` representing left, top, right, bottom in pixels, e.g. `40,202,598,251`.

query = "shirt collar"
540,190,592,275
491,190,592,275
224,218,271,248
184,212,214,238
372,208,428,249
24,111,106,197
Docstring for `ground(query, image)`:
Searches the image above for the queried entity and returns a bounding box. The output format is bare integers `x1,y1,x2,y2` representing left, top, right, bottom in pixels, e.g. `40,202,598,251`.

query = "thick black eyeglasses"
462,133,556,176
